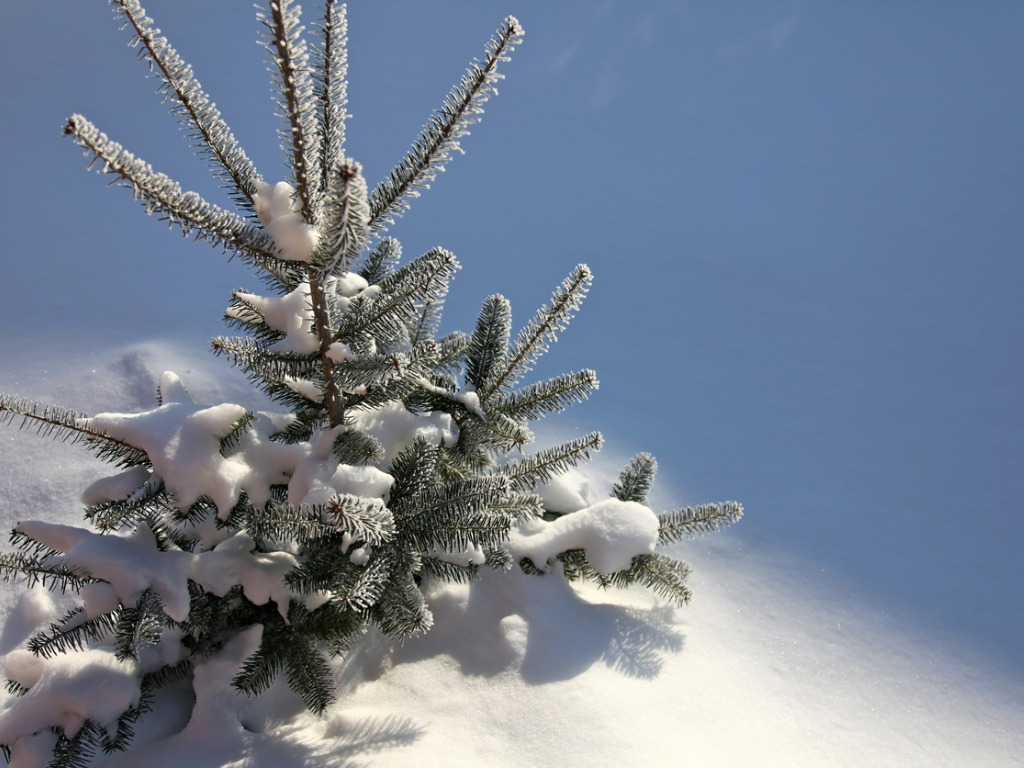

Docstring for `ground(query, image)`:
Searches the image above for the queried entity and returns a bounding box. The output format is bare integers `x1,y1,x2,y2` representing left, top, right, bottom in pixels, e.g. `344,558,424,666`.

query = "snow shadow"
391,567,685,684
321,713,425,762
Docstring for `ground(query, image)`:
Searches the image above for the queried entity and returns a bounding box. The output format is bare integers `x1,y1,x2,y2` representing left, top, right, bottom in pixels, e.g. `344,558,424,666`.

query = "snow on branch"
0,393,149,468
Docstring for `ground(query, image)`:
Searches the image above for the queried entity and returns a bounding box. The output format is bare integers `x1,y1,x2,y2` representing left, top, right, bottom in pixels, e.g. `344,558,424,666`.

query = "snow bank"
1,343,1021,768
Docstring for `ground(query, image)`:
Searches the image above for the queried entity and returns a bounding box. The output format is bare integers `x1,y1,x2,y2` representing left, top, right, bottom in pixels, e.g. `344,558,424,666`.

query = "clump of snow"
82,371,412,517
350,400,458,464
286,426,395,506
190,534,326,620
84,372,252,515
81,465,153,506
252,181,318,263
0,648,139,750
227,283,319,355
15,520,194,623
534,466,595,514
13,520,329,625
508,498,660,574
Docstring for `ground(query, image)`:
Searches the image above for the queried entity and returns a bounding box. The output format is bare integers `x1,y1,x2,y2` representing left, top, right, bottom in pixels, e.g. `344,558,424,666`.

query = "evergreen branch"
63,115,296,285
337,248,460,344
500,432,603,491
222,291,283,343
261,0,321,218
555,549,610,586
113,589,168,661
395,475,509,523
488,492,545,521
314,0,349,198
0,554,97,593
481,264,593,402
0,394,148,467
321,495,397,546
329,554,392,612
406,510,514,553
342,341,440,414
386,439,441,507
332,346,427,392
48,722,99,768
28,607,119,659
111,0,262,211
219,411,258,456
434,331,471,374
466,294,511,391
608,553,693,606
611,452,658,504
283,635,335,714
210,336,323,406
441,415,530,477
368,16,525,230
249,496,395,548
371,570,432,637
331,428,384,466
421,556,480,584
295,603,366,655
86,477,170,532
358,236,401,285
313,159,369,276
493,369,599,421
232,628,287,698
210,335,320,376
657,502,744,544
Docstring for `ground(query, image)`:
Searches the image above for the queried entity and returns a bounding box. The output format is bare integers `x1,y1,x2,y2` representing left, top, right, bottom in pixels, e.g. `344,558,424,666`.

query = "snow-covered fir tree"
0,2,742,764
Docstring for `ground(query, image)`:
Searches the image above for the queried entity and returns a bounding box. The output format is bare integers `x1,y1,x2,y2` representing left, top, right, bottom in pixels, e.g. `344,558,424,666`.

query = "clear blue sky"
2,1,1022,675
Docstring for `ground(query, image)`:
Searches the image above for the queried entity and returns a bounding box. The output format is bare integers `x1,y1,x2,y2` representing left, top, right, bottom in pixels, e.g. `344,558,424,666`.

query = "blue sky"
1,0,1022,679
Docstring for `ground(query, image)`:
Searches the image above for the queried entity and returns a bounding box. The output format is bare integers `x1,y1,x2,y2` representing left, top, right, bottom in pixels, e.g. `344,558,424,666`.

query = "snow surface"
0,343,1020,767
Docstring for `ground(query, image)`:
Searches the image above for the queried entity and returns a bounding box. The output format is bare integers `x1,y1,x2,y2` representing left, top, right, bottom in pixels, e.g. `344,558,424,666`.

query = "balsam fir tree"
0,2,742,764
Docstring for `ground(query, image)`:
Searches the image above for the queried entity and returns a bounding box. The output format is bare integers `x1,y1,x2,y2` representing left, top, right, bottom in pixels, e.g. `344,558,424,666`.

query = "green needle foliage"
0,2,741,765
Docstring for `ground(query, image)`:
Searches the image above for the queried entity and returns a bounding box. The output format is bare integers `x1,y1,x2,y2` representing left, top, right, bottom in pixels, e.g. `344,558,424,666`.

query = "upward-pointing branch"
368,16,525,231
112,0,263,213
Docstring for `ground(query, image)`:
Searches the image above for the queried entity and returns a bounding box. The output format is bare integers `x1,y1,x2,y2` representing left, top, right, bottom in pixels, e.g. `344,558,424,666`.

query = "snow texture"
0,649,139,748
508,498,660,573
0,332,1020,768
252,181,318,263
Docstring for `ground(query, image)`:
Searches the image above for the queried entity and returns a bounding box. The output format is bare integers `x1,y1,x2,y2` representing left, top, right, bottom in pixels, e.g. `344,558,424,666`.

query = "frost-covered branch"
611,453,658,504
481,264,592,402
494,369,599,421
313,159,370,276
314,0,349,194
112,0,262,212
500,432,603,492
368,16,525,231
657,502,745,544
63,115,295,285
337,248,460,342
261,0,321,218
